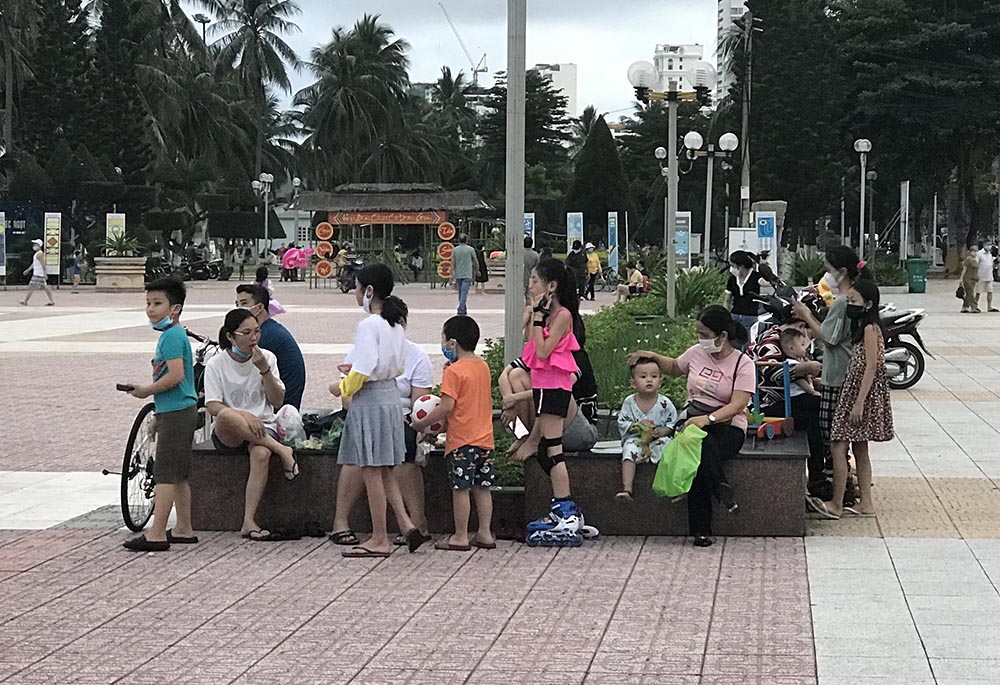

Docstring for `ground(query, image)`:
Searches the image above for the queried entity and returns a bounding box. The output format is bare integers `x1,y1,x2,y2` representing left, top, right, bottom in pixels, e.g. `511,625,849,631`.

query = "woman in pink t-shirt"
630,306,756,547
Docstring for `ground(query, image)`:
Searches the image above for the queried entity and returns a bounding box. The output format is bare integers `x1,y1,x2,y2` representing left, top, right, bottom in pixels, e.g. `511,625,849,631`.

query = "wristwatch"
708,413,718,424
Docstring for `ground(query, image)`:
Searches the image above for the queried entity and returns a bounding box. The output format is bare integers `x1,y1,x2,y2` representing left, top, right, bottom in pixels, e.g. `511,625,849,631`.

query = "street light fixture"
854,138,872,259
253,172,274,248
683,131,740,267
193,13,210,43
628,59,715,317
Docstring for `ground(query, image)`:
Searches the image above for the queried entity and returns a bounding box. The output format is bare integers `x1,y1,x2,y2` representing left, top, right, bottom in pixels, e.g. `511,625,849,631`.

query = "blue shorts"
446,446,496,489
211,427,279,453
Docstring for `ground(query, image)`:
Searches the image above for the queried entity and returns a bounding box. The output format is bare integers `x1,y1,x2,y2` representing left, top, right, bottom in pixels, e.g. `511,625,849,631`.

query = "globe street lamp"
193,13,210,43
683,131,739,267
253,172,274,248
628,59,715,318
854,138,872,259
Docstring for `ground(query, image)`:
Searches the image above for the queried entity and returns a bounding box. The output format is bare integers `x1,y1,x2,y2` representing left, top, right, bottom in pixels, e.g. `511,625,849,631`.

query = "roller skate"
525,498,585,547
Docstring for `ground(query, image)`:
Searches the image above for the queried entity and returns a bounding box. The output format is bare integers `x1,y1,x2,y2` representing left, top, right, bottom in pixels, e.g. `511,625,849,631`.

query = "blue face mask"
149,316,172,331
441,343,458,364
228,336,252,359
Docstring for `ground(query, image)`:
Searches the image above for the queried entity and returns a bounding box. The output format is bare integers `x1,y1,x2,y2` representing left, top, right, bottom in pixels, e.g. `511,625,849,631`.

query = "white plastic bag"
275,404,306,446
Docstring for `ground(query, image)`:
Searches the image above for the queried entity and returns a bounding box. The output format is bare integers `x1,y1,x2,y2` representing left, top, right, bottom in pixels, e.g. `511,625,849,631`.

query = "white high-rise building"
717,0,747,99
652,44,704,93
534,63,578,117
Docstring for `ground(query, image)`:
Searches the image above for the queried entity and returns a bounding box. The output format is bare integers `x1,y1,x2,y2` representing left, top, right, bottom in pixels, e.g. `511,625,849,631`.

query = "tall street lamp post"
854,138,872,259
252,172,274,249
193,13,210,43
682,131,739,267
627,60,716,318
867,169,878,256
503,0,527,365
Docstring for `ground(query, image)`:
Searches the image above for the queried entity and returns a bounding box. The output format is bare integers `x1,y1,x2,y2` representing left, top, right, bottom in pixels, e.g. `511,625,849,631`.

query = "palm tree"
198,0,301,175
0,0,35,154
431,66,476,139
569,104,598,158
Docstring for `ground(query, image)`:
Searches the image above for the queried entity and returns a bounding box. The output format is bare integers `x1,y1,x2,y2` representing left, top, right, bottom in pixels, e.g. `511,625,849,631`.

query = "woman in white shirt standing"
204,308,299,541
330,264,427,558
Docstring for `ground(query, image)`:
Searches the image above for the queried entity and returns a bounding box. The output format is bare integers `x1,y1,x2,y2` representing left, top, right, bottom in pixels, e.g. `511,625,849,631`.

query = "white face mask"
730,266,740,277
822,272,840,291
698,337,723,354
361,287,373,314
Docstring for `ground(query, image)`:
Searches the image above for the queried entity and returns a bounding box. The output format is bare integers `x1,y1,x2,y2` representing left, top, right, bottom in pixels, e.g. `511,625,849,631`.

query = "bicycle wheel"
602,268,620,290
121,402,157,531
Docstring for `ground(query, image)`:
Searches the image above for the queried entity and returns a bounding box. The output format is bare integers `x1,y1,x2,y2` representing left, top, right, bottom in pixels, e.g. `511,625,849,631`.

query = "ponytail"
380,295,408,328
826,245,873,283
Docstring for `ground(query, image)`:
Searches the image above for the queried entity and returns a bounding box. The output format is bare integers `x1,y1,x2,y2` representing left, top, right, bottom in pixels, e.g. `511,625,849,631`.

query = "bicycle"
596,267,621,292
105,329,219,531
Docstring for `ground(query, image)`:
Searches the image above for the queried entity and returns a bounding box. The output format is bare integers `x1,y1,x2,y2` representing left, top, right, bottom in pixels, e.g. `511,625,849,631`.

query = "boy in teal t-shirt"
121,277,199,552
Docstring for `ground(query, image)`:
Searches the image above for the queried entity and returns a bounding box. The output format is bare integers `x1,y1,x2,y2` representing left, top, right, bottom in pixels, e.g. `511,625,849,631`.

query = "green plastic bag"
652,424,707,498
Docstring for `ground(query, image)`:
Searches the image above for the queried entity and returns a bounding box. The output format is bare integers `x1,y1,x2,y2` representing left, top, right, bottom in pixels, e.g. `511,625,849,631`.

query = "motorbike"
339,255,365,293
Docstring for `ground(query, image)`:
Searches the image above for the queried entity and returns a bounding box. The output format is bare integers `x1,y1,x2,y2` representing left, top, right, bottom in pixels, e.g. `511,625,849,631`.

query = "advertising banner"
675,211,692,268
106,213,126,240
44,213,61,276
0,212,5,277
755,210,776,256
607,212,619,271
524,213,535,243
566,212,583,253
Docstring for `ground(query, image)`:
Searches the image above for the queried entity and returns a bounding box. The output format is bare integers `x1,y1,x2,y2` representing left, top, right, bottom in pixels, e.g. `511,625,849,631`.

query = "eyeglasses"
232,329,260,338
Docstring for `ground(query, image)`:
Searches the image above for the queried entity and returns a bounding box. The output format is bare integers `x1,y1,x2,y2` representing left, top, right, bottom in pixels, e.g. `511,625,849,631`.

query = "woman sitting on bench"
629,306,755,547
615,261,648,303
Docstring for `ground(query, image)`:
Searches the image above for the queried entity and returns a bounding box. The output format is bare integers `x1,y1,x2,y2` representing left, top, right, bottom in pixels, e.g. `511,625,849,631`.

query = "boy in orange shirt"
410,315,495,551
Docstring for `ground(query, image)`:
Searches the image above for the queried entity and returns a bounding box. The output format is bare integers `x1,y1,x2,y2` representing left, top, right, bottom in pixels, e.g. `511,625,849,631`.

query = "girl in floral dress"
808,278,893,519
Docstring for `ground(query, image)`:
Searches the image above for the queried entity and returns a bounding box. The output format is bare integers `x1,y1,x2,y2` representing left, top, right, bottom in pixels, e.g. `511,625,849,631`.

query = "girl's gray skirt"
338,379,405,468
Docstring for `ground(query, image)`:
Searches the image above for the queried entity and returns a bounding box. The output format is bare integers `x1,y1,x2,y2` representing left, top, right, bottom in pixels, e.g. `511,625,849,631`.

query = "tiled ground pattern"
0,533,815,684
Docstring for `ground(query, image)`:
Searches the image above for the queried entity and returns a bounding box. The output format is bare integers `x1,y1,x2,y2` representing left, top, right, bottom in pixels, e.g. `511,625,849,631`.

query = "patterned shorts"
446,445,495,490
29,274,47,287
818,385,842,444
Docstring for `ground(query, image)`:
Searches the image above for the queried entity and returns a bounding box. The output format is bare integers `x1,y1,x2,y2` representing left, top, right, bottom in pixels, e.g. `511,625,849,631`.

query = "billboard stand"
0,211,6,290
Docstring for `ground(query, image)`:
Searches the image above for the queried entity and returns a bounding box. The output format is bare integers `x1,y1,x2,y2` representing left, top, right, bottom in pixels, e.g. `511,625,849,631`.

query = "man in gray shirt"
451,233,477,315
523,236,540,304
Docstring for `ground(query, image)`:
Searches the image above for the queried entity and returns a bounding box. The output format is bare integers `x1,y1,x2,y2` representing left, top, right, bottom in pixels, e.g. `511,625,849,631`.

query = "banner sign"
524,213,535,243
44,212,61,276
675,211,692,261
899,180,910,260
607,212,619,271
327,210,447,226
0,212,6,277
755,210,776,256
566,212,583,253
106,213,125,241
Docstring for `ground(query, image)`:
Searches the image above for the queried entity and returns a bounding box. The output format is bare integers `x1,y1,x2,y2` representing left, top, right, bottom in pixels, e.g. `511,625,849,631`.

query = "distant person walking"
474,244,489,294
584,243,601,301
451,234,477,316
20,239,55,306
565,240,588,299
523,237,540,304
976,242,997,312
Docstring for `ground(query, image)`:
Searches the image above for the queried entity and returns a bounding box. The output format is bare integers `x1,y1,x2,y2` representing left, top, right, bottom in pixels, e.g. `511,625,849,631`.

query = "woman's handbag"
956,285,965,299
652,424,708,498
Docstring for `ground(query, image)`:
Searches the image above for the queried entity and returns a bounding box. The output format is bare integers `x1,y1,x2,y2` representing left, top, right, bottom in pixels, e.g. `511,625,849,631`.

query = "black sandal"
329,529,359,545
123,535,169,552
393,531,431,546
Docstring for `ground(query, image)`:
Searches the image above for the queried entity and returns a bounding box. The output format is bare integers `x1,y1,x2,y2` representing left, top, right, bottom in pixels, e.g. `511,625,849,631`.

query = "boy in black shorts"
120,277,199,551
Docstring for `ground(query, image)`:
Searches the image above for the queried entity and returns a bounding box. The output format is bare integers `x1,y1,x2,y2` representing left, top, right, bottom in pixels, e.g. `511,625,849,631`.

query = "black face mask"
846,304,867,320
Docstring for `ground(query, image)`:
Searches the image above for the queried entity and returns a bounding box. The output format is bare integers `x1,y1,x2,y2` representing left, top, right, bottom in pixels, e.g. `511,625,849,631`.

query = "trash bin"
905,258,927,294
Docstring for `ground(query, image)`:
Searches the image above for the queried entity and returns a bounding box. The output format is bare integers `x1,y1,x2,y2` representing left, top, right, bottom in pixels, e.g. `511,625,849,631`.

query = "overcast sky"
188,0,717,118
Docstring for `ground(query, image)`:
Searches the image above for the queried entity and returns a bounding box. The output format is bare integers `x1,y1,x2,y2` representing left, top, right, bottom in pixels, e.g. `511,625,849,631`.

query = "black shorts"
154,405,199,484
403,422,418,464
211,426,279,454
532,387,572,418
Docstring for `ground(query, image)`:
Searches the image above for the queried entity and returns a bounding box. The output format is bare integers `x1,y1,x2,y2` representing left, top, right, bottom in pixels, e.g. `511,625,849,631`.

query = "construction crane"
438,2,487,87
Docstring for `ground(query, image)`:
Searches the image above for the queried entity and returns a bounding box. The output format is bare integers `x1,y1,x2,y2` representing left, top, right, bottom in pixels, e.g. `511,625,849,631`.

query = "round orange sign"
315,222,334,240
437,242,454,260
437,222,456,241
316,241,334,258
437,260,453,279
315,260,333,278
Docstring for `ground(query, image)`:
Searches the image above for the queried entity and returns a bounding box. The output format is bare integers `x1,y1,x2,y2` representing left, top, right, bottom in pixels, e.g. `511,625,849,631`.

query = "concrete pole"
703,144,715,268
666,95,678,318
503,0,527,365
932,193,939,266
859,153,867,260
840,176,846,247
264,188,270,249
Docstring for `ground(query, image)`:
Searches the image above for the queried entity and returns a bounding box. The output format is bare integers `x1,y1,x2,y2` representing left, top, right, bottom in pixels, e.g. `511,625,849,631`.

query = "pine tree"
18,0,92,162
565,116,633,244
88,0,151,183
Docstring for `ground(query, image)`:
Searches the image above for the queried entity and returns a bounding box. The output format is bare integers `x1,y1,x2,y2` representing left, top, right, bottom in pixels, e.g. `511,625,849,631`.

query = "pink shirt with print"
676,344,756,431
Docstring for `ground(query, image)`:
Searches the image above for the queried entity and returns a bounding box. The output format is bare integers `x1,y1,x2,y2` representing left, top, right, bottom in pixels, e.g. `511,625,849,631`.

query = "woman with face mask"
724,250,761,346
329,264,427,558
628,306,756,547
203,308,298,542
793,245,873,507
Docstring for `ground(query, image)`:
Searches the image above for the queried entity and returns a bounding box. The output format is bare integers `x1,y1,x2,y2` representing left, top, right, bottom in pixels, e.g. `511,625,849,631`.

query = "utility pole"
666,89,678,318
739,11,754,228
503,0,527,365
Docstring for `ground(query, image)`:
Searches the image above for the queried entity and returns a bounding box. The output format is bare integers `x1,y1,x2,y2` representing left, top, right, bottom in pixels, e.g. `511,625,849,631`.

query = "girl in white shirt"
330,264,427,558
204,308,298,541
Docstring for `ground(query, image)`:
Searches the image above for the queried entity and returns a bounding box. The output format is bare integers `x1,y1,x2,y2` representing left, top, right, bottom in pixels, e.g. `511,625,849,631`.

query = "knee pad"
536,437,564,474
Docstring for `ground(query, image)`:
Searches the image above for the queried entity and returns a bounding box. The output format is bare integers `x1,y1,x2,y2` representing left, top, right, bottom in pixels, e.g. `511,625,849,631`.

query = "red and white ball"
412,394,446,434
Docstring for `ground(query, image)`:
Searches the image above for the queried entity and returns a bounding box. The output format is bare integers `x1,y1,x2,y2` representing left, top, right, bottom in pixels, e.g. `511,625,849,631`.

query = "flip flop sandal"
329,530,359,545
406,528,429,553
122,535,169,552
434,538,472,551
284,460,300,481
842,507,875,518
471,537,497,549
242,529,274,541
166,529,198,544
394,531,432,546
806,497,841,520
342,545,391,558
614,490,633,501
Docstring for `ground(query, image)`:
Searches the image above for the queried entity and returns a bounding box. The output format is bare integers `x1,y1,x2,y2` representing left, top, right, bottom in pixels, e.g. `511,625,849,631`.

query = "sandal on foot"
434,536,472,551
693,535,715,547
166,529,198,544
394,531,431,546
242,529,274,541
806,497,840,520
842,506,875,518
342,545,391,558
328,530,359,545
471,536,496,550
406,527,429,553
123,535,169,552
614,490,633,501
284,460,300,481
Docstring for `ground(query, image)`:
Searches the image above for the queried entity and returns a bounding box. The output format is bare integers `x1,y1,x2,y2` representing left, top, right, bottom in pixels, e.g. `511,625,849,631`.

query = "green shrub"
648,266,726,319
792,252,826,286
871,257,906,286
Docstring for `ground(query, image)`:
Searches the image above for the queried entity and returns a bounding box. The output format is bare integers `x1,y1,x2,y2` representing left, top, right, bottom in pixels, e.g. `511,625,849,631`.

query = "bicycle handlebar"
185,329,216,346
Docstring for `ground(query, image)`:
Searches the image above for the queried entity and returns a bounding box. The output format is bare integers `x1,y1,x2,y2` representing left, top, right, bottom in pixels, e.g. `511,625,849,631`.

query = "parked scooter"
880,304,932,390
339,255,365,293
